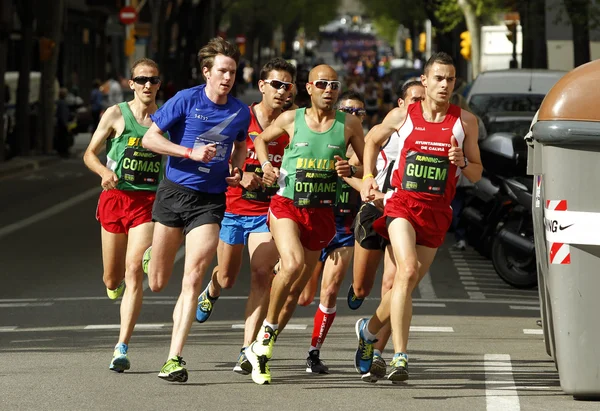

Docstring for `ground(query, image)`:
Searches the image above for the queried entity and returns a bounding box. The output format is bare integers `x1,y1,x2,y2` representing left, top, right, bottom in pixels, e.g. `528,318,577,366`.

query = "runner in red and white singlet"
355,52,483,384
193,58,297,377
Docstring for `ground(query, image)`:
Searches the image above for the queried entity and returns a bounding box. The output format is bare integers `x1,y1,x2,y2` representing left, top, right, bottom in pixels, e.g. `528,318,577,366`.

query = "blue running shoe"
109,342,130,373
347,284,364,310
196,282,218,323
354,318,376,374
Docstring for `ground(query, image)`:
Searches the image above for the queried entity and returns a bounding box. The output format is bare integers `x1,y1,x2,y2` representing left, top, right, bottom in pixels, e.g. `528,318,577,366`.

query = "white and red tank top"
389,101,465,207
225,104,289,216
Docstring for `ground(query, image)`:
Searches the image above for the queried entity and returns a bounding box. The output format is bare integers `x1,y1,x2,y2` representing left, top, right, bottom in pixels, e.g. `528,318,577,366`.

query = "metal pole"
425,19,432,60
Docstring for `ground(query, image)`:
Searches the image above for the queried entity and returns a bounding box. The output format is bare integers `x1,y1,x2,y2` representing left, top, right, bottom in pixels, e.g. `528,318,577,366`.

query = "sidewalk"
0,133,91,179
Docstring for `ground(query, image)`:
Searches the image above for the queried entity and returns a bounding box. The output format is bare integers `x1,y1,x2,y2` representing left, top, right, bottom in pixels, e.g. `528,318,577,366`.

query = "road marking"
413,303,446,308
510,305,540,311
468,291,486,299
84,323,165,330
417,271,437,299
485,354,520,411
0,326,17,331
232,324,306,330
410,326,454,332
0,187,100,239
523,329,543,335
10,338,56,343
0,302,53,308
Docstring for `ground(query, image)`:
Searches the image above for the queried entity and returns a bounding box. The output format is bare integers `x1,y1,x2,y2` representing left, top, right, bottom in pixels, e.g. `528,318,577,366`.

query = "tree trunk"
16,0,35,156
457,0,480,79
0,0,13,161
36,0,65,154
517,0,548,69
564,0,591,67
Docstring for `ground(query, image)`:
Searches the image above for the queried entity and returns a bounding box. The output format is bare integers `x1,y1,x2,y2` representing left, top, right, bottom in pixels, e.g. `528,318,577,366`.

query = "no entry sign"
119,6,137,25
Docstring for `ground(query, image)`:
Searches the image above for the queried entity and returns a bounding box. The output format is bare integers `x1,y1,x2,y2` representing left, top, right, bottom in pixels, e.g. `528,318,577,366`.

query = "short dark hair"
260,58,297,81
197,37,240,79
336,90,365,108
130,58,159,78
423,52,455,75
398,80,423,100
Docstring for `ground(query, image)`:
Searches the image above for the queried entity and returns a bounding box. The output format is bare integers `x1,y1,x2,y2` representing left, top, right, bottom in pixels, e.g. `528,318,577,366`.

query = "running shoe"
354,318,377,374
245,326,276,385
106,280,125,300
452,240,467,251
306,350,329,374
158,356,188,382
347,284,364,310
233,347,252,375
196,282,218,323
109,342,130,373
360,354,386,383
142,246,152,275
387,353,409,383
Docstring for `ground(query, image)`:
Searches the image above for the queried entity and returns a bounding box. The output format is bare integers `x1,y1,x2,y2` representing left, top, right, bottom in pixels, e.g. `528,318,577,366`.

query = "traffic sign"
119,6,137,25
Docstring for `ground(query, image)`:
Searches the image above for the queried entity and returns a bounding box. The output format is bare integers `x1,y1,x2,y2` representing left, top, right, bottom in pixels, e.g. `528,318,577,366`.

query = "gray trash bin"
531,59,600,399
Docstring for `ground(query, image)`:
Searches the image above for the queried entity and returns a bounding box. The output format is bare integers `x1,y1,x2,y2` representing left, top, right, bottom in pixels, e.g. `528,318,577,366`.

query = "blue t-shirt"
151,84,250,193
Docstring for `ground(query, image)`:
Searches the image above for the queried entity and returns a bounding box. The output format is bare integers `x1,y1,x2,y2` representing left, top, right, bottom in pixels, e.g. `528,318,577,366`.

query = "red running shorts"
96,189,156,234
268,195,336,251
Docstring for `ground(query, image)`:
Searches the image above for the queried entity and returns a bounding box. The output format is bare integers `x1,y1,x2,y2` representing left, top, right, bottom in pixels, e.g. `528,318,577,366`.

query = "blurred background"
0,0,598,163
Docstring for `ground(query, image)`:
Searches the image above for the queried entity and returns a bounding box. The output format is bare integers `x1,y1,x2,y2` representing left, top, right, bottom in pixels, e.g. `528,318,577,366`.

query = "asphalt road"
1,93,598,410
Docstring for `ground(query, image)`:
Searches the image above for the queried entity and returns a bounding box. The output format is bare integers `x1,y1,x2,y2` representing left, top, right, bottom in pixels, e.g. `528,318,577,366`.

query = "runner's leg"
168,223,220,358
101,228,126,291
118,221,154,346
298,260,323,306
147,223,184,292
243,232,279,347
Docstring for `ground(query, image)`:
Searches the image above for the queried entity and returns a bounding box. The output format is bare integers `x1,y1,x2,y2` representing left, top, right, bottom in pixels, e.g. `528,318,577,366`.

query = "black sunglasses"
309,80,341,90
339,106,367,116
132,76,161,85
264,79,294,92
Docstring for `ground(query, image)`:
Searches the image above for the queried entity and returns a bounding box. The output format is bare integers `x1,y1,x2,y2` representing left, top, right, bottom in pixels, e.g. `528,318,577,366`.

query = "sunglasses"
339,106,367,116
309,80,341,90
264,79,294,92
132,76,161,85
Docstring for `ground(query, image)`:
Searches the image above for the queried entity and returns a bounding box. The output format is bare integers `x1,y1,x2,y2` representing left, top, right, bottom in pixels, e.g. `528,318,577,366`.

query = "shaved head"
308,65,338,81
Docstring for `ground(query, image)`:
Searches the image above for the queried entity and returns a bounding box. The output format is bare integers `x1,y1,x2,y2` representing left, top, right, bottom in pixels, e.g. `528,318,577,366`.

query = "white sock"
362,319,377,341
263,320,278,332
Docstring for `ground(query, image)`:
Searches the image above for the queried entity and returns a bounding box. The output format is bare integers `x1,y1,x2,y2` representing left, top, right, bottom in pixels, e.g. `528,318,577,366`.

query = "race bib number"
121,147,161,185
241,164,278,202
401,151,449,195
335,179,359,215
294,169,338,208
193,138,230,162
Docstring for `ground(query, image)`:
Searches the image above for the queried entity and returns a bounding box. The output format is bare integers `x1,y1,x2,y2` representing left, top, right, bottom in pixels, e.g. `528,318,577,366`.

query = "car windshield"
469,94,545,117
486,120,533,137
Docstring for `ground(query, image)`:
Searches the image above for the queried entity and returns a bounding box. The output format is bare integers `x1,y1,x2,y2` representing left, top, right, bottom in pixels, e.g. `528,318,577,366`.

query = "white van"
466,69,566,118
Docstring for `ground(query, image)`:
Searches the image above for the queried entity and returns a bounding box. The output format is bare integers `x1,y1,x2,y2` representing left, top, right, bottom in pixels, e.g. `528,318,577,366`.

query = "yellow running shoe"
245,326,276,385
106,280,125,300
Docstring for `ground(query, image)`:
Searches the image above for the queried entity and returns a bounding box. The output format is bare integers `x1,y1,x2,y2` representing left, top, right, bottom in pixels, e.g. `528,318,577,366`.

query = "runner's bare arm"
361,108,407,201
255,110,294,185
459,110,483,183
142,122,216,163
83,105,122,189
230,138,247,173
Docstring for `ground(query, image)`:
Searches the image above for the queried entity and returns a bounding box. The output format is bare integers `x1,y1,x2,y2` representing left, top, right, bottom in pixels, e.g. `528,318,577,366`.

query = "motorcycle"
460,131,537,288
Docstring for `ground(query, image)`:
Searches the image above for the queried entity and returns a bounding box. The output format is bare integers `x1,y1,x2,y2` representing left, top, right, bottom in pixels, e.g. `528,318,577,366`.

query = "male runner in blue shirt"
142,37,251,383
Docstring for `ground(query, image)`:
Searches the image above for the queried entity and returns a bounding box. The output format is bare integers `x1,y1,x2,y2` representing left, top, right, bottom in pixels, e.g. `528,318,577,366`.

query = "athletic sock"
362,319,377,341
374,349,382,358
309,304,337,351
262,320,278,332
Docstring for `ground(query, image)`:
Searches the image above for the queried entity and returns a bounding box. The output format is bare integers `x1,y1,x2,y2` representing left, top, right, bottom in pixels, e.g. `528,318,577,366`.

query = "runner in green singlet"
83,58,164,373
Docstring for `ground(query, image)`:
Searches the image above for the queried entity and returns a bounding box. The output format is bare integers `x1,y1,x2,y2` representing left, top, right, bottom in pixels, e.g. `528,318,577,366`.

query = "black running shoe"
306,350,329,374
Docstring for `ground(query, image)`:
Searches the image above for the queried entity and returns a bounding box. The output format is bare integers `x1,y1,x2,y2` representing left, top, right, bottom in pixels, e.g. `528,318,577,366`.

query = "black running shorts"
353,202,390,251
152,178,226,235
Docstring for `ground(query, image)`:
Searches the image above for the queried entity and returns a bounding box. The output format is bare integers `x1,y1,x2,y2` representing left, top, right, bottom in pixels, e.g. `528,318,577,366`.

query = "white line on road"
417,271,437,299
0,302,53,308
10,338,56,343
413,303,446,308
232,324,306,330
0,187,100,239
410,326,454,333
523,329,543,335
485,354,520,411
509,305,540,311
84,323,165,330
468,291,486,299
0,326,17,331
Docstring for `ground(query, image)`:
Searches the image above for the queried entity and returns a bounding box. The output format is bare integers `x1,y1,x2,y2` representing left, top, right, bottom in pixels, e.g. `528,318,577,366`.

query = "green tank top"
278,108,347,207
106,102,164,191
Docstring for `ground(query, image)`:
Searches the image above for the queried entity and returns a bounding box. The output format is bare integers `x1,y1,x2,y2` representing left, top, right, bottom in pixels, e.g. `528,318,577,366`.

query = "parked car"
466,69,566,118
